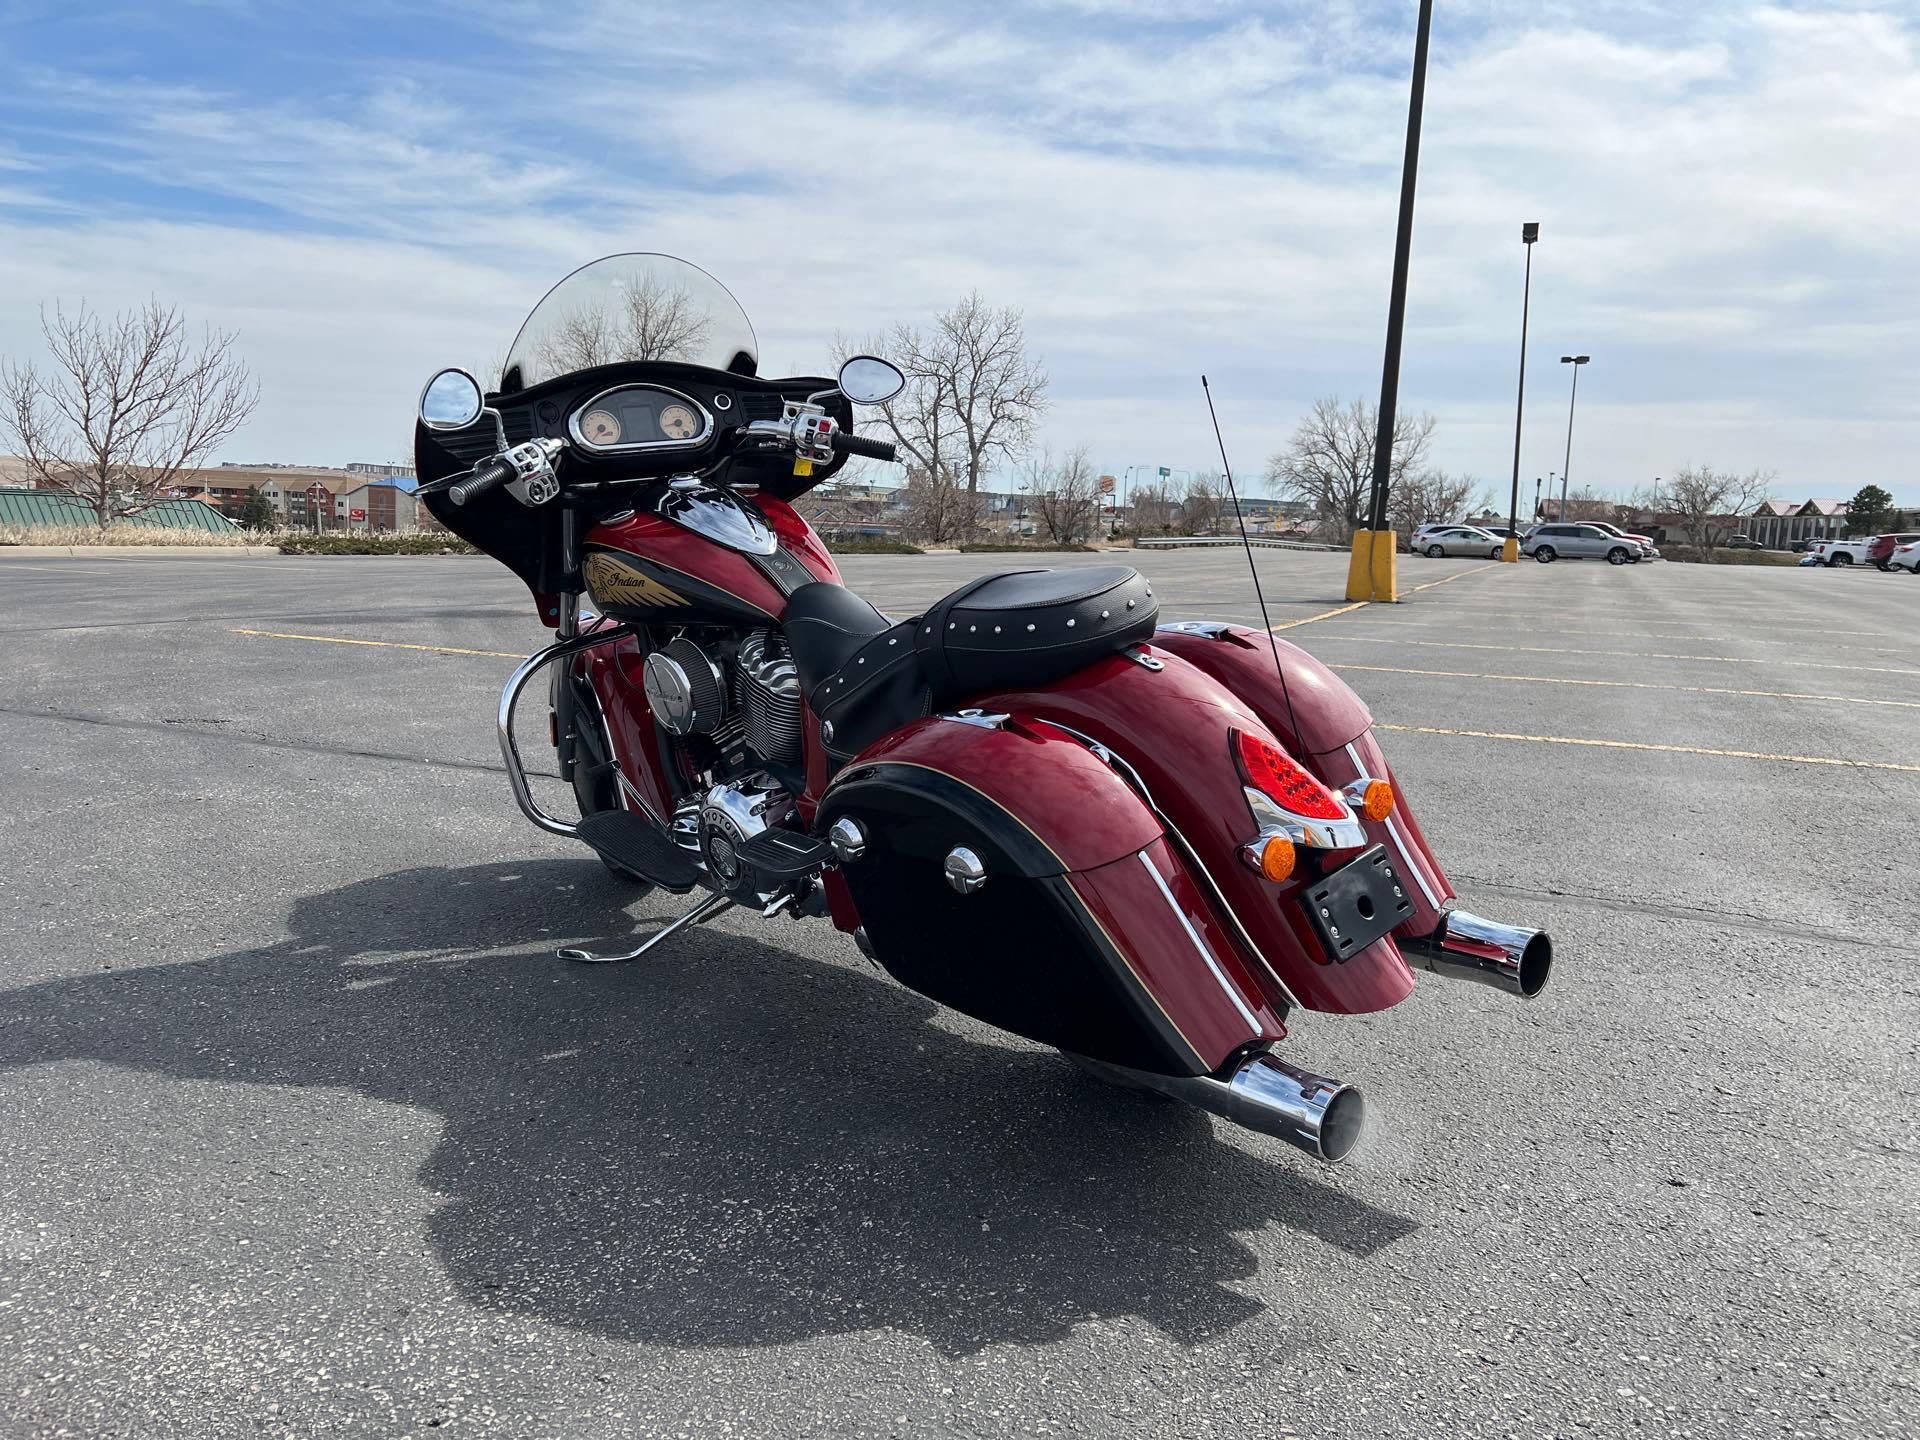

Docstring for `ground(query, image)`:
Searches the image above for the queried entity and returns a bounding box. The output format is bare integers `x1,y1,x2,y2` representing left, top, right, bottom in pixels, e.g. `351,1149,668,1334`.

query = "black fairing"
821,763,1198,1075
415,360,855,600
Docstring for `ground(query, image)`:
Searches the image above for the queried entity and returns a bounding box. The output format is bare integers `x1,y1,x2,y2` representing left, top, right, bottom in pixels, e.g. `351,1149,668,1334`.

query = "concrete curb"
0,545,282,558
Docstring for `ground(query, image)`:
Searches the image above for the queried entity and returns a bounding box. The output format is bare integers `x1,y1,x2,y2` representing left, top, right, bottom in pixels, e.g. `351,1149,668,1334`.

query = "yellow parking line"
1325,621,1908,653
1409,561,1503,592
1375,723,1920,773
1320,633,1920,676
1267,561,1505,633
233,628,522,659
1330,662,1920,710
1271,601,1368,632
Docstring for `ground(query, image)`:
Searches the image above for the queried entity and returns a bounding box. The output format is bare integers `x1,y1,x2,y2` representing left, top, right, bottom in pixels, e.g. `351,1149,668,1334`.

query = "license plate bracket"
1302,844,1413,963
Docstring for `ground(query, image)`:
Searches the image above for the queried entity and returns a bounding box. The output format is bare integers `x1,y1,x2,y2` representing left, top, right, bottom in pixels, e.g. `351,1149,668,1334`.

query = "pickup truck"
1810,537,1874,567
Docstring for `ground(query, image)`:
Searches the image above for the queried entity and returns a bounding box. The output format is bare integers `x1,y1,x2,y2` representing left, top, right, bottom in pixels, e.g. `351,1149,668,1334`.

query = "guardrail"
1133,536,1342,553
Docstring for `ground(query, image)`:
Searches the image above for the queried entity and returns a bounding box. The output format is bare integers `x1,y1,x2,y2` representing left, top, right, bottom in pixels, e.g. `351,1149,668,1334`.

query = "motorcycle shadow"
2,858,1420,1355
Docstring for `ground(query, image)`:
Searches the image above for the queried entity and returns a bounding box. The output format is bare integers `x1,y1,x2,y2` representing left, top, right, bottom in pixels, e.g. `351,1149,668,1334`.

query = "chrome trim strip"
1346,741,1442,910
1138,850,1263,1036
567,382,714,454
1031,718,1302,1011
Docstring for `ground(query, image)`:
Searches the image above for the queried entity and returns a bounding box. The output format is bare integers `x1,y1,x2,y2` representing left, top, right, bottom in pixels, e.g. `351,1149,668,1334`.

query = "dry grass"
0,523,268,547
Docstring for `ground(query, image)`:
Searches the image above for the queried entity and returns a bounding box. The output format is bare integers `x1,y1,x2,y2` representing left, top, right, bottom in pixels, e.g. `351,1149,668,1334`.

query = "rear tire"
1833,552,1854,566
1874,561,1891,572
1535,546,1557,563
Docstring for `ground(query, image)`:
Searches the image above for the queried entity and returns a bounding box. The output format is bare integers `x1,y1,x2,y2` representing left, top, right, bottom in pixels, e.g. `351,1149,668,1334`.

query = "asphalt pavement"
0,546,1914,1439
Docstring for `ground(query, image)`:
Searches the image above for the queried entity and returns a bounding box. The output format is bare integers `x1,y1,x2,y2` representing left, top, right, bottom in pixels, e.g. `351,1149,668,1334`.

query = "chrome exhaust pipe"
1401,908,1553,999
1073,1050,1365,1163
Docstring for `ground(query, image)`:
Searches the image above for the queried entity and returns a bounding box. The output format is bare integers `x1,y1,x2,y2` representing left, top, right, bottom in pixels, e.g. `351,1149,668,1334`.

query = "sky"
2,1,1917,507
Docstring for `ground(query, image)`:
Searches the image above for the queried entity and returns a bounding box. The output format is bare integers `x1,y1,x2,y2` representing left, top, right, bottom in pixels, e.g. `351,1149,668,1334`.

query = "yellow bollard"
1501,536,1520,563
1345,530,1400,602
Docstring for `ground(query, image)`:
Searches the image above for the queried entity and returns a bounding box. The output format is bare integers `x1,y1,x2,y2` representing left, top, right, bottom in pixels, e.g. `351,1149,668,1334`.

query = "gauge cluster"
568,385,712,453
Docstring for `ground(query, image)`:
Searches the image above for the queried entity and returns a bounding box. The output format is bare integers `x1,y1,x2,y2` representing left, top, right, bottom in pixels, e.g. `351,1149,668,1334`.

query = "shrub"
275,532,479,556
0,523,263,547
1658,545,1802,566
957,541,1097,553
823,539,923,555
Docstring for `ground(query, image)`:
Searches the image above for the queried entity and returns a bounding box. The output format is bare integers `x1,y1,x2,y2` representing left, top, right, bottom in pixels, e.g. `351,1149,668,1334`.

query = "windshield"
500,254,758,392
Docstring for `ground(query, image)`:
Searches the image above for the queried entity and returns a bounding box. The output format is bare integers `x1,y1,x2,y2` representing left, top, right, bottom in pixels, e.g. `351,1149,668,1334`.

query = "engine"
642,627,811,900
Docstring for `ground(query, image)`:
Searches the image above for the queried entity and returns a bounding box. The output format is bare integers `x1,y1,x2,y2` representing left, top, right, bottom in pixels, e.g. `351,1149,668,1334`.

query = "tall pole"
1348,0,1434,602
1558,354,1589,518
1505,222,1540,560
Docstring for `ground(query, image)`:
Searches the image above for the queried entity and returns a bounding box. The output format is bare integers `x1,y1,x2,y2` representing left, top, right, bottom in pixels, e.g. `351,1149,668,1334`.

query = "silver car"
1522,523,1643,564
1416,525,1505,559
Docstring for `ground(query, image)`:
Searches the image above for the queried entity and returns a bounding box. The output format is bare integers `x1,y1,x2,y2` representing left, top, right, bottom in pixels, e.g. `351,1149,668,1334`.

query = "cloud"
0,1,1916,503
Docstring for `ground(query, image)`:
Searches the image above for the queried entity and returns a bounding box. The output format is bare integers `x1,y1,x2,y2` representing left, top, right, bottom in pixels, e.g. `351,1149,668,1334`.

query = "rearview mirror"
419,368,484,430
837,355,906,406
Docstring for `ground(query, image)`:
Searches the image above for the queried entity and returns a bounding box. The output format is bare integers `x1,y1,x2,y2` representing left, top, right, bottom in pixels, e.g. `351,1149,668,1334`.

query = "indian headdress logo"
584,552,690,610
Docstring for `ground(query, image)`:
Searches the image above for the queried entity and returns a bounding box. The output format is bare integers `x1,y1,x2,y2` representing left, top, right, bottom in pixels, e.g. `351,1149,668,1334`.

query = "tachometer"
658,403,698,440
580,409,621,445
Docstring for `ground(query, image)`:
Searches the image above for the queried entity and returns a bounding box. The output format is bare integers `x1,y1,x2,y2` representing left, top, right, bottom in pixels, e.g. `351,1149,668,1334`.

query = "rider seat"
784,567,1158,765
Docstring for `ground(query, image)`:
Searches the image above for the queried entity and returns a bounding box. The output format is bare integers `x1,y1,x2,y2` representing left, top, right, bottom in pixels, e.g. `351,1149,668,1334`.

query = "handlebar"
448,456,517,506
833,431,897,463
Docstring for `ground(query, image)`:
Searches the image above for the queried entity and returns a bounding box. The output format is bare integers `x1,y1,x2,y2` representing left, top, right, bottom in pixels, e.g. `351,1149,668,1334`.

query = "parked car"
1475,524,1523,542
1415,525,1506,559
1813,536,1875,567
1867,531,1920,571
1890,540,1920,574
1725,534,1763,550
1522,523,1644,565
1585,520,1660,557
1788,538,1817,552
1797,552,1823,567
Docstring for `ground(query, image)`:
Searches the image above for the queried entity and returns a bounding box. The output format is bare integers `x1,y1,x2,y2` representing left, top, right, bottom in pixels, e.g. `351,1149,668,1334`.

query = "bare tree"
1666,465,1777,552
1178,472,1228,536
896,467,980,546
1026,444,1100,545
1128,479,1178,536
848,293,1047,495
1265,396,1435,544
530,273,712,379
2,301,259,530
1388,468,1480,540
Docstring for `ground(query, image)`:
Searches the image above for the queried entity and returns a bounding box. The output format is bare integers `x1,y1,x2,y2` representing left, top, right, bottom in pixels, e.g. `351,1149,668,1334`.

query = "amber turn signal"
1358,779,1395,822
1252,834,1297,883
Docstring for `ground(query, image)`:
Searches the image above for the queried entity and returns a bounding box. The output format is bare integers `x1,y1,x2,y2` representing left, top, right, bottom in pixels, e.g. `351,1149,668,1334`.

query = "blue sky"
3,1,1916,505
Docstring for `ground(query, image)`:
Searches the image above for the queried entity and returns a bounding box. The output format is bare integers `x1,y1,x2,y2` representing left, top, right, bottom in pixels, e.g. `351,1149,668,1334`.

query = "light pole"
1533,476,1543,523
1349,0,1435,603
1504,222,1540,561
1558,354,1590,519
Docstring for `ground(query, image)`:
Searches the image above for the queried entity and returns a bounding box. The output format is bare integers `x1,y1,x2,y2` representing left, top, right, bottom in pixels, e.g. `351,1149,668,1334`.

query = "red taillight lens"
1233,730,1347,821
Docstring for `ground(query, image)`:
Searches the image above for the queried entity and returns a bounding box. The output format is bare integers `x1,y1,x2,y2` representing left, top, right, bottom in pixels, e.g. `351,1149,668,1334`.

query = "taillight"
1233,729,1347,821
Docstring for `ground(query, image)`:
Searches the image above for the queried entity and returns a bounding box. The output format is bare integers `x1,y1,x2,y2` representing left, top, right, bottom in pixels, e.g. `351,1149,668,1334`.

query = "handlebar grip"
449,457,515,506
833,431,897,462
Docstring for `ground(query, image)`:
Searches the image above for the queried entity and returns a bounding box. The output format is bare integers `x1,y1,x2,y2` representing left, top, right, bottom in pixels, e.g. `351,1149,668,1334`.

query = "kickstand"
557,891,734,964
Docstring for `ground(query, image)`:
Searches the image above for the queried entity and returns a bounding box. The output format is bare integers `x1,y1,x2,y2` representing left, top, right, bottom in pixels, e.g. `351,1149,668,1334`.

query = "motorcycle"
413,253,1554,1164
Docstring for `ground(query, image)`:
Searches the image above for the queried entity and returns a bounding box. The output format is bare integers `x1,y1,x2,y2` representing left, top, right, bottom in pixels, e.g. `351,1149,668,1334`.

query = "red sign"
348,508,366,521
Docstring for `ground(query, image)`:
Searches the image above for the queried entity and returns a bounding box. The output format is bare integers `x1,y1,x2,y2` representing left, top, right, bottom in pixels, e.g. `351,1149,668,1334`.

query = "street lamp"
1533,476,1543,523
1504,222,1540,561
1558,355,1590,519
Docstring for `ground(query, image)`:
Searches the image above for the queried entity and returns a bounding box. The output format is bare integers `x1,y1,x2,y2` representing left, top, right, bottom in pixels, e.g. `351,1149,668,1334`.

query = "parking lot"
1,547,1914,1438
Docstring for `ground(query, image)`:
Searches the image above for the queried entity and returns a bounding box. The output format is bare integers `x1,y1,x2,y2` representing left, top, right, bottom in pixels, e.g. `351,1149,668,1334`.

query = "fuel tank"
582,492,840,626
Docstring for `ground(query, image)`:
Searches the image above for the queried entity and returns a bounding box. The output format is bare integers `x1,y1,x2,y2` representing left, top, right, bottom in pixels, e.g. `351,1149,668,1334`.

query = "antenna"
1200,375,1301,746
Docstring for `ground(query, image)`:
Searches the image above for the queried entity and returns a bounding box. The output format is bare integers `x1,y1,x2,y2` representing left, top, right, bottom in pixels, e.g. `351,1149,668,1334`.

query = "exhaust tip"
1316,1084,1367,1163
1517,930,1553,998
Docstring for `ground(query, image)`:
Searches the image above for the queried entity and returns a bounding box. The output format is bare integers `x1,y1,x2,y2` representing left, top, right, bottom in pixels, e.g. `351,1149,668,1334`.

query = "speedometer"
658,403,698,440
580,409,621,445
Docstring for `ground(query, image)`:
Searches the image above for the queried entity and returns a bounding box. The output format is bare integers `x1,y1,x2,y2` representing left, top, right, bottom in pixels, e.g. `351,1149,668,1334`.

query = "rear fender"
970,648,1418,1016
1153,622,1456,936
822,715,1284,1076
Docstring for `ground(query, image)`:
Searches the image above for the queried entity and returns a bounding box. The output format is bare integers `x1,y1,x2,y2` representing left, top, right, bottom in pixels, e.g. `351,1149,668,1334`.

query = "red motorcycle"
415,254,1553,1164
